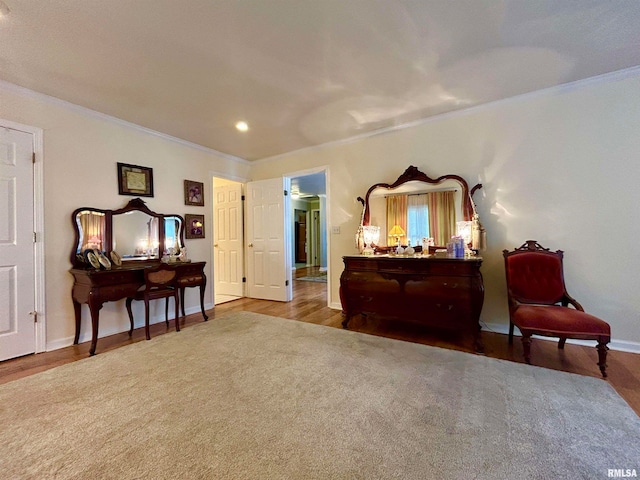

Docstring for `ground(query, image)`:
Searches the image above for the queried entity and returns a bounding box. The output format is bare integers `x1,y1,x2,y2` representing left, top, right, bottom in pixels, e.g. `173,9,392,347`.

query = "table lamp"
362,225,380,255
388,225,405,247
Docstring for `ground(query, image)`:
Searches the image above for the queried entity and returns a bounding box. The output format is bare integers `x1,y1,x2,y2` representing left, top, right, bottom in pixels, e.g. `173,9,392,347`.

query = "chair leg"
164,298,169,327
521,334,532,364
558,337,567,349
125,298,135,336
144,298,151,340
508,322,514,344
597,342,608,378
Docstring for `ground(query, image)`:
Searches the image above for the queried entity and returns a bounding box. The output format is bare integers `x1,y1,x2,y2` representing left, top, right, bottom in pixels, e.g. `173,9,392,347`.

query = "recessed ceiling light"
235,121,249,132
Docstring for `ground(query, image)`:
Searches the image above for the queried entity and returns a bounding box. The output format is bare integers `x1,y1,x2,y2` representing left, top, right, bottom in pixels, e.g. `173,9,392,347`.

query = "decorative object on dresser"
117,162,154,197
503,240,611,377
70,198,208,355
184,179,205,206
341,166,486,351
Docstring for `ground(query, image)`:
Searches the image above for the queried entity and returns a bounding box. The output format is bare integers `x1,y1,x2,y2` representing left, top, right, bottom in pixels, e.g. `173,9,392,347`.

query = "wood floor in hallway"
2,266,639,416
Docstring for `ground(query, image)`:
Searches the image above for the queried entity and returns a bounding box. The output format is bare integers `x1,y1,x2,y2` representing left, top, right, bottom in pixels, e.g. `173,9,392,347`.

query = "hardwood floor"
2,267,639,416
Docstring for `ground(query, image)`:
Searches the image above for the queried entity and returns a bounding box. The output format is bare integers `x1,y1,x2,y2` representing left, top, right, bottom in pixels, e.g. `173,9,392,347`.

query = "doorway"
210,167,329,308
286,168,329,304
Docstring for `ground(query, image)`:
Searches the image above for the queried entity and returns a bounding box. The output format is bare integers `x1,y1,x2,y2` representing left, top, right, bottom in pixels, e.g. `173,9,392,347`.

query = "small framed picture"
184,180,204,206
185,214,205,239
117,163,154,197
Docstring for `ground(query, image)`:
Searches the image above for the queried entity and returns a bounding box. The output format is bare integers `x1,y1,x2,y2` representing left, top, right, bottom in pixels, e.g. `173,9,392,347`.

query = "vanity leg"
180,288,186,318
73,299,82,345
88,300,102,356
199,275,208,321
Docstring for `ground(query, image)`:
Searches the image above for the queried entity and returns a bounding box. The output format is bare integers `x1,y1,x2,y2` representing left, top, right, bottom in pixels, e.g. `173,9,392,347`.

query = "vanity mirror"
70,198,185,268
358,166,483,250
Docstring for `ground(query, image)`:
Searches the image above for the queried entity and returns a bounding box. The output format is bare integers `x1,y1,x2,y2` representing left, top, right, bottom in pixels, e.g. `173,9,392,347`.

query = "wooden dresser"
340,254,484,351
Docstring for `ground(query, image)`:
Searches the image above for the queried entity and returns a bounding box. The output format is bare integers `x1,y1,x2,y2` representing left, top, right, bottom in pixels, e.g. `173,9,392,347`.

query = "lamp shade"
388,225,405,237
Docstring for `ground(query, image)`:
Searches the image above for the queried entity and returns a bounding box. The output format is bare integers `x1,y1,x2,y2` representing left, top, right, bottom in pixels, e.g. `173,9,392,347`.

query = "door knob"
248,243,254,247
214,244,219,247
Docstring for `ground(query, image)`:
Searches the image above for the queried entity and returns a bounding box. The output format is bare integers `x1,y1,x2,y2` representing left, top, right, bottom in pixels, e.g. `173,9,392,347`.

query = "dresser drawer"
343,258,378,271
427,261,480,276
96,282,143,302
177,274,205,287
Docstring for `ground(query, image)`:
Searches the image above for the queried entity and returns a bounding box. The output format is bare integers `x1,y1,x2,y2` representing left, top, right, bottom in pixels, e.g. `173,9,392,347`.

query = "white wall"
250,71,640,348
0,85,249,349
3,69,639,351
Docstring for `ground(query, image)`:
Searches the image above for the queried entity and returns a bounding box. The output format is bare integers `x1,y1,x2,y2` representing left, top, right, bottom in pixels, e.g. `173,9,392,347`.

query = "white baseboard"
329,301,343,310
46,303,214,352
482,322,640,354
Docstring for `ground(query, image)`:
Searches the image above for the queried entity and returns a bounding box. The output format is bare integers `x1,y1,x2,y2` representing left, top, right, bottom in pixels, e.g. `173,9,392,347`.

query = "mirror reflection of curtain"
386,195,408,245
407,194,429,246
428,191,455,245
78,212,105,252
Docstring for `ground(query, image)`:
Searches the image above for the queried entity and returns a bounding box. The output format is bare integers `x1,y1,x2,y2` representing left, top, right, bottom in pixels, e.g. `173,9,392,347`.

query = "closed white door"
214,182,244,297
245,178,291,302
0,127,36,361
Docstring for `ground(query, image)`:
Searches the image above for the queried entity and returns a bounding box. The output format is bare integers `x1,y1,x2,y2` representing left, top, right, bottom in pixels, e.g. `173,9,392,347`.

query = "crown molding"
0,79,250,166
255,64,640,164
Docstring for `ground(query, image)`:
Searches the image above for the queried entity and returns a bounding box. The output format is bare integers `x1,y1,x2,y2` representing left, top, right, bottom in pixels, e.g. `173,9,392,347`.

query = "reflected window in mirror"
75,210,106,253
164,216,183,253
370,183,459,247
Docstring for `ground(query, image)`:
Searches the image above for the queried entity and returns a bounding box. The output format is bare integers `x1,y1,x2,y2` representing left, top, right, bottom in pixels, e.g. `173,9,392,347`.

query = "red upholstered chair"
503,240,610,377
126,263,180,341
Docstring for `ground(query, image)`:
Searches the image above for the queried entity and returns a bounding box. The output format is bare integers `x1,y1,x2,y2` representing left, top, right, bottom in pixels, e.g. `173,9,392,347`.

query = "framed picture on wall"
117,163,154,197
185,214,205,239
184,180,204,206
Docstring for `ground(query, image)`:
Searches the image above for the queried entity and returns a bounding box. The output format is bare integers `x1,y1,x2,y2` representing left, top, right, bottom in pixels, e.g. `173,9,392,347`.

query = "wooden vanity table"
69,198,208,355
340,254,484,351
71,262,207,355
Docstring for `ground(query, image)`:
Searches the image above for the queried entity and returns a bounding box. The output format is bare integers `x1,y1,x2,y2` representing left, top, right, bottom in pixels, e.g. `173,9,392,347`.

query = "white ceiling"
1,1,640,162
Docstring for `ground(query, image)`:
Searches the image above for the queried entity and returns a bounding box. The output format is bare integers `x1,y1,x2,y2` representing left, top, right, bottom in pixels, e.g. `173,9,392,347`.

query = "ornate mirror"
70,198,185,268
358,166,483,250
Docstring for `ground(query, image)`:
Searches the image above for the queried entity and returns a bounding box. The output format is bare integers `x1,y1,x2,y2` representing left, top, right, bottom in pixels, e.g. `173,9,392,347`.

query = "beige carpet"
1,311,639,479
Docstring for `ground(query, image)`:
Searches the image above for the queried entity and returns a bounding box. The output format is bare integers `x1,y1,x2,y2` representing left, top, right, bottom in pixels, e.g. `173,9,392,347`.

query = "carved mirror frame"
70,198,185,269
358,165,482,226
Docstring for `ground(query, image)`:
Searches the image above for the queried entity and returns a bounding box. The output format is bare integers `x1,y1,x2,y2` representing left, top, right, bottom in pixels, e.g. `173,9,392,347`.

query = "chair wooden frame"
503,240,610,377
126,263,181,340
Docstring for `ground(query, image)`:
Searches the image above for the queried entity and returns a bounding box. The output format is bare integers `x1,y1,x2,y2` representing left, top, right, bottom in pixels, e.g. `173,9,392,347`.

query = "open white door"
245,177,291,302
0,127,36,361
213,182,244,297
